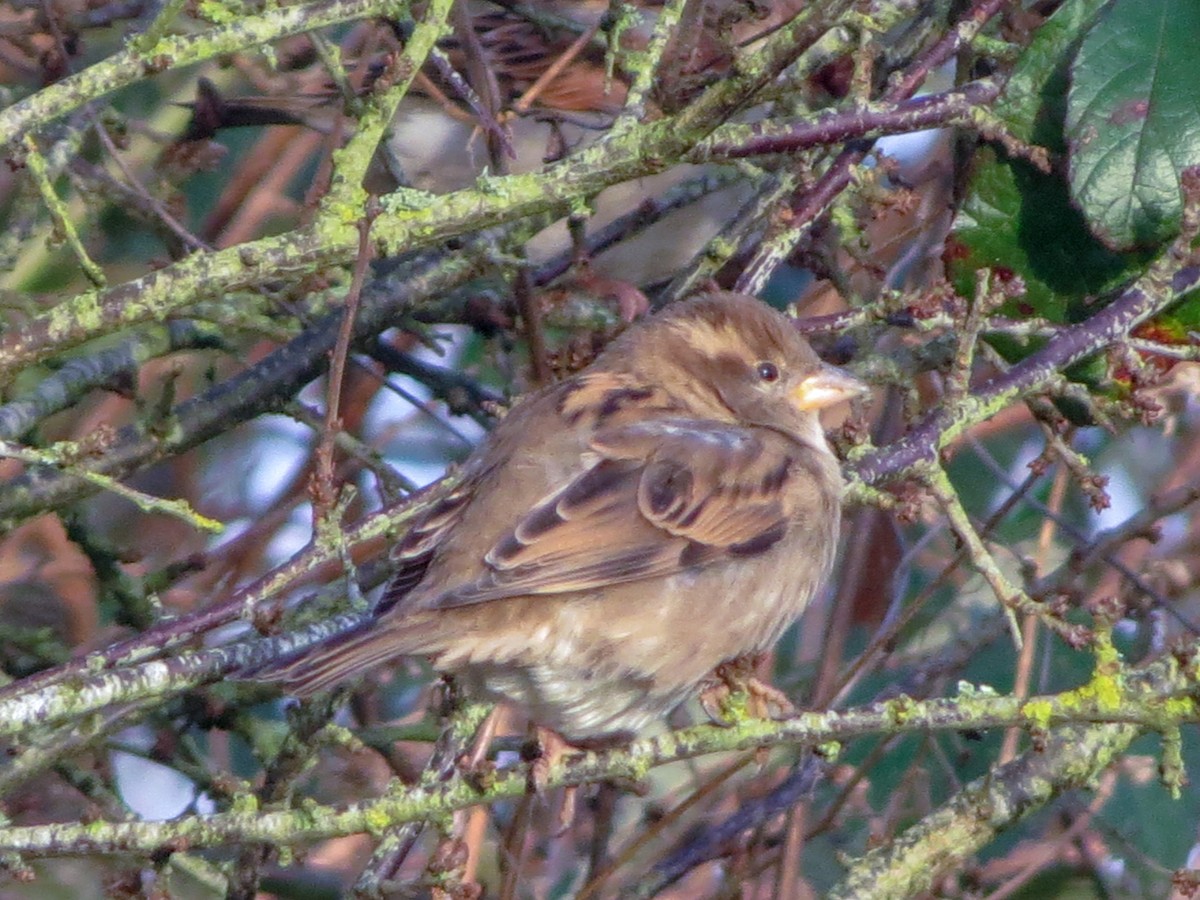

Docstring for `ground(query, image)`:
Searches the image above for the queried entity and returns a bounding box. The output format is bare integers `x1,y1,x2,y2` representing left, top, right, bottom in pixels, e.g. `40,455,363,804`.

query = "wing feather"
427,418,801,609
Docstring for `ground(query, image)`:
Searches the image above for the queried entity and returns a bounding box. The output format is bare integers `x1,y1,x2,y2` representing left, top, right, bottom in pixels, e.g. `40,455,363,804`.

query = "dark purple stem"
696,80,1000,162
850,261,1200,485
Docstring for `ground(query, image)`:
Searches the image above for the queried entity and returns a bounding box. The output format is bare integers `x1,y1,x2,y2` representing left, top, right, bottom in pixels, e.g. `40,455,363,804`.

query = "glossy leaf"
949,0,1149,325
1067,0,1200,250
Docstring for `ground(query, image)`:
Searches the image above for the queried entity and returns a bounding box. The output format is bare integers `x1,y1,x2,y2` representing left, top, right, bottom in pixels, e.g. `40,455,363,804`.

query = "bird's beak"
790,364,870,411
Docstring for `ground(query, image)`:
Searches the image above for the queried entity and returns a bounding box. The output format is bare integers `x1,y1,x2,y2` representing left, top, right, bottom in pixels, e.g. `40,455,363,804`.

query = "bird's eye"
756,361,780,382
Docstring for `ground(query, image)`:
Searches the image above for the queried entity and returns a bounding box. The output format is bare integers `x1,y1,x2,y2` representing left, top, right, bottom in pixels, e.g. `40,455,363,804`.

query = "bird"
248,291,867,746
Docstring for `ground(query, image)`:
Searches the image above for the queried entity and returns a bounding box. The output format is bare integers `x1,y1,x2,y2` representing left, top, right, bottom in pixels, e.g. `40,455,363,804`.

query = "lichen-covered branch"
0,643,1194,857
0,243,490,529
0,0,899,379
829,718,1138,899
848,223,1200,488
0,0,400,146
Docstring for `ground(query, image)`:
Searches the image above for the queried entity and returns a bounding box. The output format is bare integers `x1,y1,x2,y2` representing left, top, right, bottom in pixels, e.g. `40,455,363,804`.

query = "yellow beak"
791,364,869,411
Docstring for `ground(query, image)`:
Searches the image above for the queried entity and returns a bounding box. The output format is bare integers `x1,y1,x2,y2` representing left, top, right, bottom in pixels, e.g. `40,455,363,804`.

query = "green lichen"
1093,640,1121,673
46,291,103,341
229,793,259,815
568,196,594,219
605,1,642,79
1159,728,1186,800
1089,674,1122,710
195,0,248,26
1061,630,1126,712
1020,698,1053,730
315,193,372,240
84,818,109,836
829,197,860,242
1157,696,1198,722
651,728,685,761
295,797,326,829
885,695,917,726
840,472,892,505
623,749,655,782
815,741,842,761
716,688,754,725
704,236,738,261
318,723,361,750
475,171,508,195
362,805,393,836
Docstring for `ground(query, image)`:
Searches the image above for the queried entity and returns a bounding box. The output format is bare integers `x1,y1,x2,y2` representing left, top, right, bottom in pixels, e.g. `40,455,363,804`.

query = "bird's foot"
521,729,556,794
700,655,796,725
522,728,580,835
457,754,498,793
744,674,797,719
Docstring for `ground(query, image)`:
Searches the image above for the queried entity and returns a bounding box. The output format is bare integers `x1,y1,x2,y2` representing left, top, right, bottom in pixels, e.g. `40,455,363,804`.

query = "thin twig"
313,201,377,522
515,265,552,386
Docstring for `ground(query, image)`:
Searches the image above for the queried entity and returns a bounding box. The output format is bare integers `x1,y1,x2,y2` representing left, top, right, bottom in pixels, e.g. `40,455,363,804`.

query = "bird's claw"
457,754,498,793
700,656,796,725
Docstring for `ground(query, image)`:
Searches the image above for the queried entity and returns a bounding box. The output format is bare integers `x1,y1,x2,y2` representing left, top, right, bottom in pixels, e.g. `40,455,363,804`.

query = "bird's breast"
435,515,834,743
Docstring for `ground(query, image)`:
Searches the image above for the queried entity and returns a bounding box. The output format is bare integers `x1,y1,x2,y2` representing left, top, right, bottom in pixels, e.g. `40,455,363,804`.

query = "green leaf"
951,146,1145,324
998,0,1111,144
1067,0,1200,249
949,0,1148,324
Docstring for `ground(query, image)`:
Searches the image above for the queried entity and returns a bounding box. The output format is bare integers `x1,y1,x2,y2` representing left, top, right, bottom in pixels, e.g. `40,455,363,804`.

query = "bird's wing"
380,479,476,601
425,418,802,609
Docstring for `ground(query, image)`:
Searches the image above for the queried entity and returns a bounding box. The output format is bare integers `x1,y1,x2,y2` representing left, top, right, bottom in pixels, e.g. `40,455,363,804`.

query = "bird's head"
605,291,868,445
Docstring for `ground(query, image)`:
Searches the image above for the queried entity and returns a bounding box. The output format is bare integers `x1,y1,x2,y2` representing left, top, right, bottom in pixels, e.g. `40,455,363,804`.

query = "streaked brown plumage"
249,291,866,744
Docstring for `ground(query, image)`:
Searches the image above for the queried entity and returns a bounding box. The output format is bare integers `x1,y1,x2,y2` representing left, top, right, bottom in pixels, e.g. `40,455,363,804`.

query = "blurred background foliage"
2,0,1200,897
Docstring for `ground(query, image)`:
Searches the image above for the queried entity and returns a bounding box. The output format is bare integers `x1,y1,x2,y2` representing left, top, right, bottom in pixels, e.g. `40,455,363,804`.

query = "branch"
0,320,226,441
0,0,869,378
829,718,1139,898
690,79,1002,162
0,242,491,529
0,0,395,146
0,644,1195,856
848,222,1200,488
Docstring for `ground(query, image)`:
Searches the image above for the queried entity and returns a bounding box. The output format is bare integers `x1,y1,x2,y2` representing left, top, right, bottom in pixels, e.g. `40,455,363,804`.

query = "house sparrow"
249,292,866,745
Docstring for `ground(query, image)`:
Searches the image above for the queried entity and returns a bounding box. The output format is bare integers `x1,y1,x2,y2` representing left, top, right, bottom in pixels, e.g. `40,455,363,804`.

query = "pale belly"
438,542,828,743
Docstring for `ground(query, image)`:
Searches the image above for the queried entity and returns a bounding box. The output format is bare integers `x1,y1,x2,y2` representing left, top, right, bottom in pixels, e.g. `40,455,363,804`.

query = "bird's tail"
243,619,412,698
